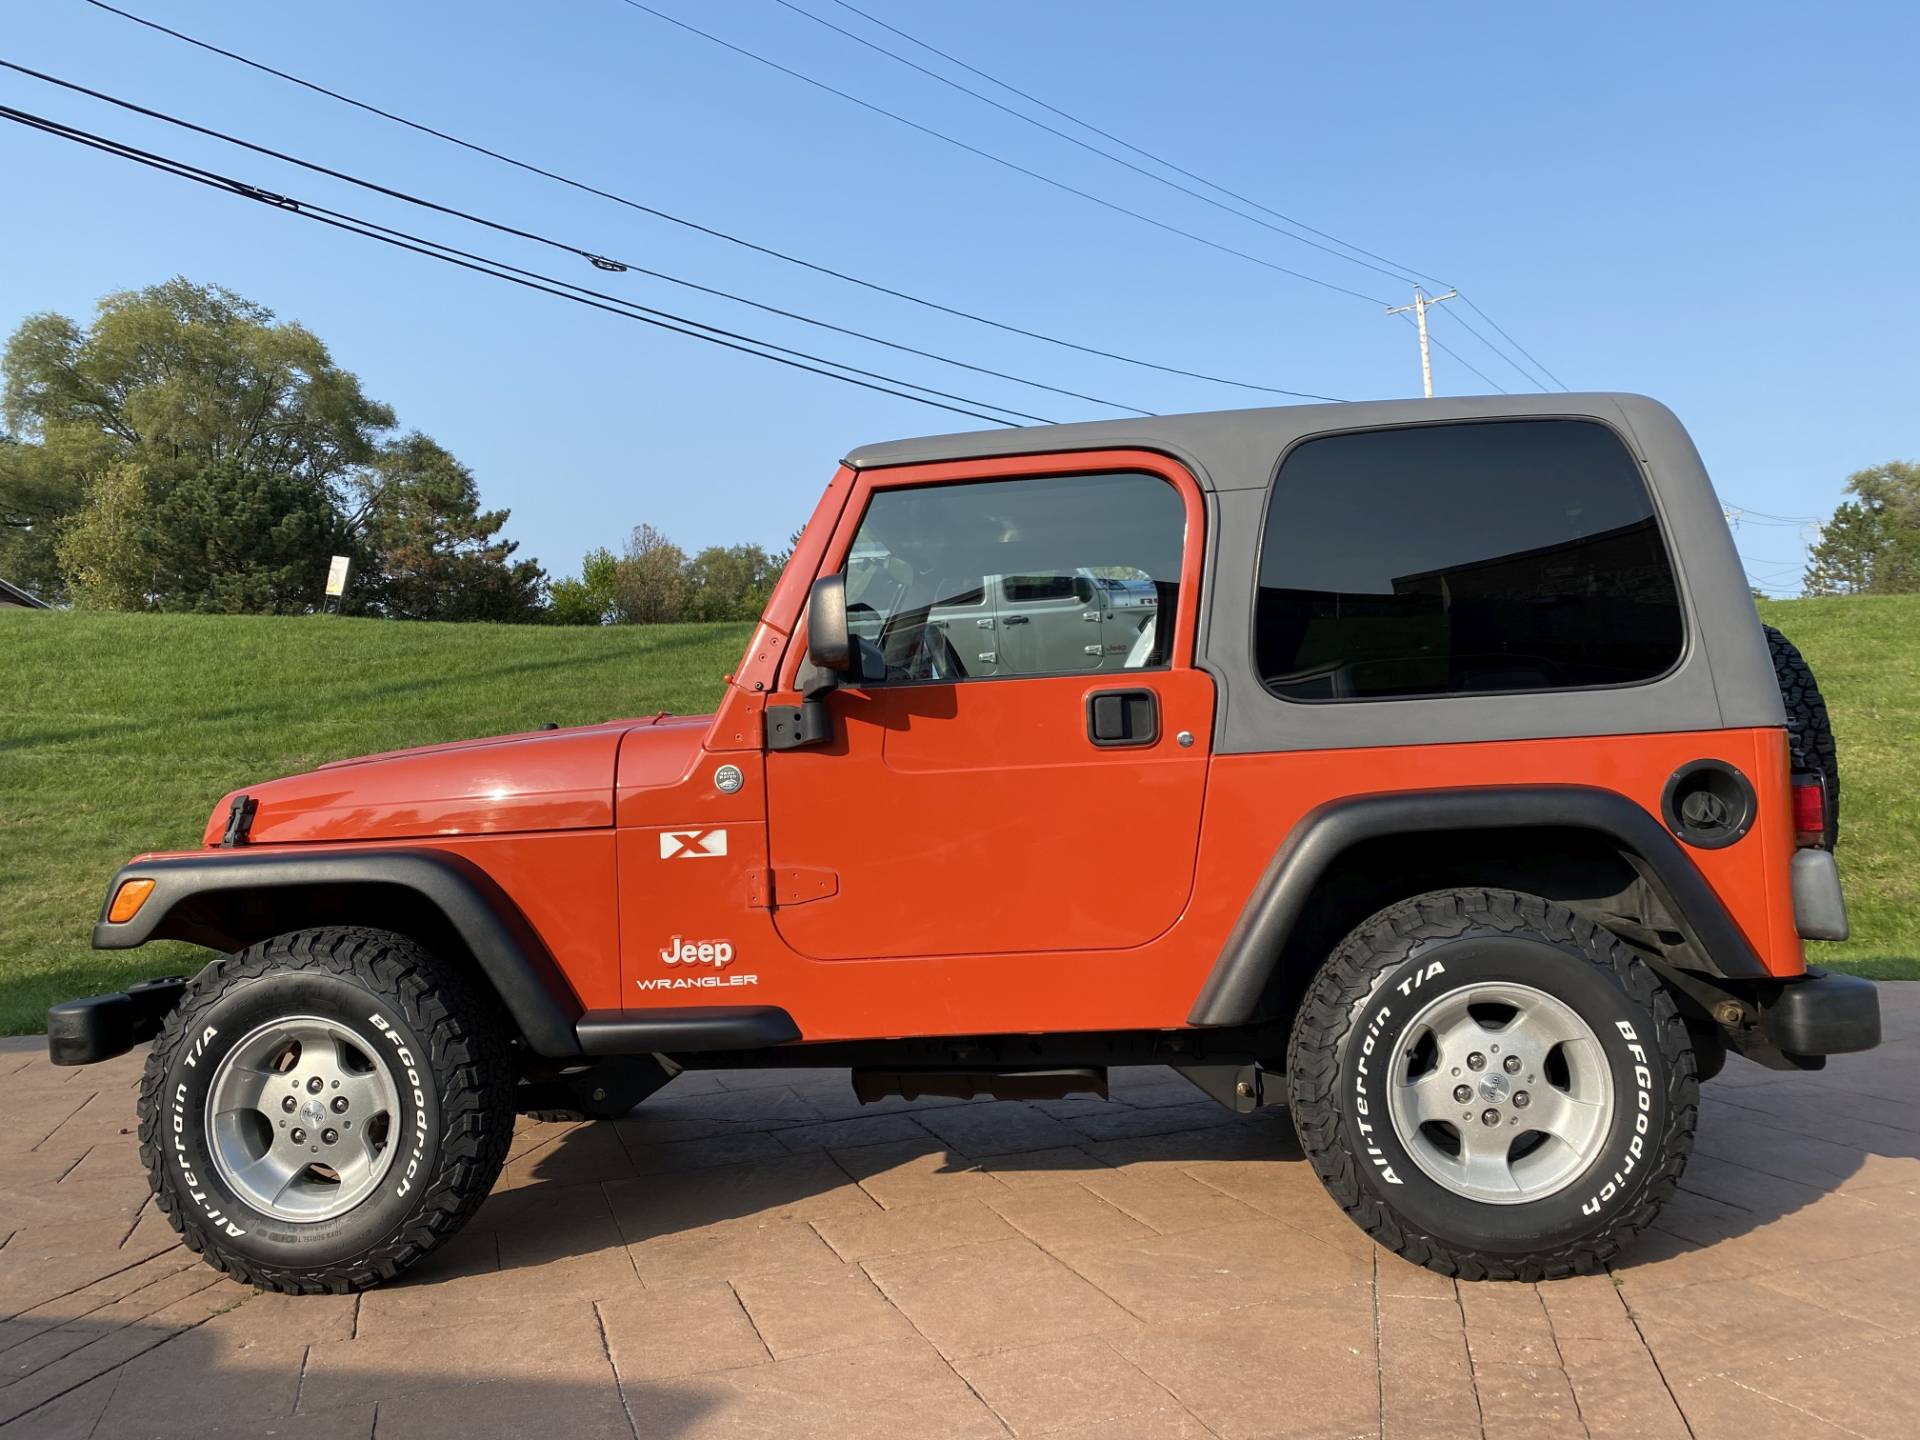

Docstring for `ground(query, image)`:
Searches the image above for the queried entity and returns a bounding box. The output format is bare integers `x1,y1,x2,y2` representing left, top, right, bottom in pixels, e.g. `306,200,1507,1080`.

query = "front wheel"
137,927,517,1293
1287,889,1697,1280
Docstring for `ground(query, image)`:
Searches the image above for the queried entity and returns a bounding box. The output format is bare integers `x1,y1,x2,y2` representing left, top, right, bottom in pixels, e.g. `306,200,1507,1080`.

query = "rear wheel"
1287,889,1696,1280
137,927,516,1293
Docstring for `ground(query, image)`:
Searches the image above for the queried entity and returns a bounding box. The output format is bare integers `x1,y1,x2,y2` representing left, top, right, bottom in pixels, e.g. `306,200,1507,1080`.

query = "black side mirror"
771,574,870,752
807,574,852,673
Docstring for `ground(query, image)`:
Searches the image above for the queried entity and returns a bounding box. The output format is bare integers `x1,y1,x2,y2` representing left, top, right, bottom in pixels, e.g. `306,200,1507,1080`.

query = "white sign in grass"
324,555,351,598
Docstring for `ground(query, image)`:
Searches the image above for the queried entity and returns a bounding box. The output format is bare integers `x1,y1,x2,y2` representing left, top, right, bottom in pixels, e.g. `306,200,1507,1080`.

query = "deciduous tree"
684,543,777,622
2,278,543,617
613,523,690,624
1804,461,1920,595
0,433,79,601
548,547,620,625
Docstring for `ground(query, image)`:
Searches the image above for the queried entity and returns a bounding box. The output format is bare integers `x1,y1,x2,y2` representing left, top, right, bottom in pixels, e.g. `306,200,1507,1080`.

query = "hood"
202,716,699,846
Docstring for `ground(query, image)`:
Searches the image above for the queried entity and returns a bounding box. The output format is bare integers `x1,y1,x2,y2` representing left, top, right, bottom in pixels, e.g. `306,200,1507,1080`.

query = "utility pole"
1385,286,1458,397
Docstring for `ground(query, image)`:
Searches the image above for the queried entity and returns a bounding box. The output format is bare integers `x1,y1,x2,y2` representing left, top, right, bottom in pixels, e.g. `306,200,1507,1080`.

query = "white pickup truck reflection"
847,562,1160,679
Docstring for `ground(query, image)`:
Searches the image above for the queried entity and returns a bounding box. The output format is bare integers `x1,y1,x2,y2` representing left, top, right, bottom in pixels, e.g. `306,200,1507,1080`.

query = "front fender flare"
92,848,584,1056
1188,785,1769,1027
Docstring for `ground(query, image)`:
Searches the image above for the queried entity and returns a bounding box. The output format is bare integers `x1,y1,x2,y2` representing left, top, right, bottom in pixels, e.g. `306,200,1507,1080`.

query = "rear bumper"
46,977,186,1066
1753,969,1881,1058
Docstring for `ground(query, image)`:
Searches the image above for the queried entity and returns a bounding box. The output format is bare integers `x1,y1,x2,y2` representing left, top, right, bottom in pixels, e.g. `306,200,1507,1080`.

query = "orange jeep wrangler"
50,393,1878,1292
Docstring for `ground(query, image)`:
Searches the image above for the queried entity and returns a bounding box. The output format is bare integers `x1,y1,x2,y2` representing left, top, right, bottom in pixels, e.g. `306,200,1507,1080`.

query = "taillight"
1791,774,1827,848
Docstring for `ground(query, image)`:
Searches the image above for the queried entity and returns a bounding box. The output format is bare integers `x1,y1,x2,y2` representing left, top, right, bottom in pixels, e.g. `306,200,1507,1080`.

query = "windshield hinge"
219,794,258,847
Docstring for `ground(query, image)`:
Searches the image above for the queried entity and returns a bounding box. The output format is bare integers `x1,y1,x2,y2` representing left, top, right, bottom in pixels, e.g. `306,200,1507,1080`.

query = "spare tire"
1763,624,1840,848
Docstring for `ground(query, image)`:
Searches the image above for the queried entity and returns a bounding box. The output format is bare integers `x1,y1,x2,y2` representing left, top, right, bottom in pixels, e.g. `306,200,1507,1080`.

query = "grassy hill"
2,600,1912,1034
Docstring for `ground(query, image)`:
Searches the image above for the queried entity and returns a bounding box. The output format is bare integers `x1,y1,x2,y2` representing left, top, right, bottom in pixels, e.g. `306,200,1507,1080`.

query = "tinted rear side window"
1256,419,1683,701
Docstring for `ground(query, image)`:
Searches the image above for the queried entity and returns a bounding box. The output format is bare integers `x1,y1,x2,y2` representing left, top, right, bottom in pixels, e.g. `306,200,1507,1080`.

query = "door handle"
1086,688,1159,748
1003,616,1029,625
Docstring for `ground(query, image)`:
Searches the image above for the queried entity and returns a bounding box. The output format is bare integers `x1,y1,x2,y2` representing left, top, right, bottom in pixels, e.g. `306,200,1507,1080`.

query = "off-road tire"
137,927,516,1294
1764,623,1840,847
1287,889,1697,1281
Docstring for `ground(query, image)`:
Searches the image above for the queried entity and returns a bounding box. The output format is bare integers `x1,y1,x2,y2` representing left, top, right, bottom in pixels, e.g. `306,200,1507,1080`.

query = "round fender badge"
714,764,745,794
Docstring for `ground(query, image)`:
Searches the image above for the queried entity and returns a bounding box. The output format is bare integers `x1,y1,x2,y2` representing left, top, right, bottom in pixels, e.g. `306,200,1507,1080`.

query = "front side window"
1256,419,1683,701
843,471,1185,682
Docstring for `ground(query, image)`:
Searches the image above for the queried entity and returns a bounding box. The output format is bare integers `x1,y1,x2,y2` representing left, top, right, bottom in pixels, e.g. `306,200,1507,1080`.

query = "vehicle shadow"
479,1030,1920,1288
1610,1032,1920,1278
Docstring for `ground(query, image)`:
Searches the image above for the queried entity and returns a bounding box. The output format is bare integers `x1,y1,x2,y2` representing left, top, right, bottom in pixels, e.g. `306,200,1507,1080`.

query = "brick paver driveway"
2,984,1915,1439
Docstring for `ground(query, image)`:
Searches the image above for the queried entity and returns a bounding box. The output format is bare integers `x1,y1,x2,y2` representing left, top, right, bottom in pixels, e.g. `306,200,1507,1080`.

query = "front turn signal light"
107,878,156,924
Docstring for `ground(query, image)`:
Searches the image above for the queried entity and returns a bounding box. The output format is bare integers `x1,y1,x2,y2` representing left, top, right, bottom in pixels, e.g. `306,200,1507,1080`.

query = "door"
764,453,1213,962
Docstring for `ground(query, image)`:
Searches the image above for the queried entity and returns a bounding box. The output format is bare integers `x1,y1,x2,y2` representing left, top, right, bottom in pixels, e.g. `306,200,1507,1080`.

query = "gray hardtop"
845,393,1784,754
849,392,1671,492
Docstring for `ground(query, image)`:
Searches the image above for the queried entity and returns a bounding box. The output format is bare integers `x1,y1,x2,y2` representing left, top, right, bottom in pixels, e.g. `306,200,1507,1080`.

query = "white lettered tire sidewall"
1338,934,1671,1257
155,969,443,1267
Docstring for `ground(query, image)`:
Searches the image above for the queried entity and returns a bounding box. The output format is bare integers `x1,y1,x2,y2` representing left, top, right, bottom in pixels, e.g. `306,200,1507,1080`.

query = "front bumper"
1752,968,1881,1058
46,976,186,1066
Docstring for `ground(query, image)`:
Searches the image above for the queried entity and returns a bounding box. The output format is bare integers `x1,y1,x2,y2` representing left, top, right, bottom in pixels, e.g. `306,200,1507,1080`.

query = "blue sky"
3,1,1914,596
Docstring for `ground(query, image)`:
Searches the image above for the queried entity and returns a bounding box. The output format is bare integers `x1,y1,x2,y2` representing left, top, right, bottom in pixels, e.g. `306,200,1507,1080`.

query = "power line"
613,0,1396,307
1429,304,1559,392
1457,294,1568,391
803,0,1566,391
0,104,1039,427
76,0,1345,403
814,0,1450,289
769,0,1419,289
1425,329,1508,394
0,58,1140,419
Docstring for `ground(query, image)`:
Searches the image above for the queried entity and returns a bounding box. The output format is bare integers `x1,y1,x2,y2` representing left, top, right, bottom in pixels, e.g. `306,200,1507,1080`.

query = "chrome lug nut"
281,1095,297,1114
1453,1084,1472,1103
321,1128,339,1146
306,1076,324,1095
1466,1052,1486,1071
330,1095,349,1113
1513,1090,1531,1109
1503,1054,1522,1074
1480,1108,1500,1126
290,1127,306,1144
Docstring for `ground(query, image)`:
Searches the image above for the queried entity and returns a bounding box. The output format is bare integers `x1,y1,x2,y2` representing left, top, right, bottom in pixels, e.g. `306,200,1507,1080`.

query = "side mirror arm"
766,694,834,751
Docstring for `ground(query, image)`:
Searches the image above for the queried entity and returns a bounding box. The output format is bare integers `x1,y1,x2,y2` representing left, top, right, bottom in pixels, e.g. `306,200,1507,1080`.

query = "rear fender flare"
92,848,584,1055
1188,785,1769,1027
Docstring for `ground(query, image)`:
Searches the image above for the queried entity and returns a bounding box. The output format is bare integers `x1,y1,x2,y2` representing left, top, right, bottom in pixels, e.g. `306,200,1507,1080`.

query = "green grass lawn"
1757,596,1920,981
1,599,1912,1034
